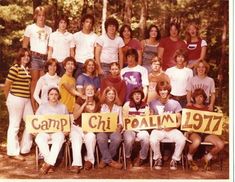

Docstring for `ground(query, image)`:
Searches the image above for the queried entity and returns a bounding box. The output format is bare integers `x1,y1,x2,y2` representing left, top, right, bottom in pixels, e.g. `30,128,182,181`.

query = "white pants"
150,129,186,161
35,132,65,165
6,93,33,156
70,124,96,166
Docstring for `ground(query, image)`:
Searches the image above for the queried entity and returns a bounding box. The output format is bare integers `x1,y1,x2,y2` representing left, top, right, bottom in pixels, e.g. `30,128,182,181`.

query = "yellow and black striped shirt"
6,64,31,98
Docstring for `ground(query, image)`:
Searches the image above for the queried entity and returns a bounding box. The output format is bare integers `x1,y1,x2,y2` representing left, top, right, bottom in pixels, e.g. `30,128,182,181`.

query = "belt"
171,95,187,100
31,51,47,60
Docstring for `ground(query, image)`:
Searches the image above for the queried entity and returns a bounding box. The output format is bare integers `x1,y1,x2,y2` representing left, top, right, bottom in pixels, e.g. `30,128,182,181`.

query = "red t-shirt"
159,37,186,70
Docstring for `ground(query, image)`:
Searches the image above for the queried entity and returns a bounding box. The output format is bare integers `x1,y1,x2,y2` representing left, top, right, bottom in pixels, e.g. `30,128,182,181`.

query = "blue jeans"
96,132,122,164
124,130,150,160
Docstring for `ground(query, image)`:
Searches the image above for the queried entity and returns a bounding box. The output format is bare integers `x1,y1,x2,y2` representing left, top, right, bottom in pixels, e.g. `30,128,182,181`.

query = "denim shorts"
31,55,46,71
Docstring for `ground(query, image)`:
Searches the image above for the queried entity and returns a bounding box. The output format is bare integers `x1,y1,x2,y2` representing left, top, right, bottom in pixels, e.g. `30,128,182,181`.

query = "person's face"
196,62,206,76
176,55,185,66
151,61,161,72
86,61,95,73
107,24,117,35
170,25,179,38
188,25,197,37
65,61,75,73
48,62,57,75
85,85,95,97
21,51,30,66
110,65,120,76
194,94,205,105
106,90,116,103
83,18,93,31
123,27,131,39
36,11,45,24
127,55,137,67
48,89,59,103
58,20,67,31
133,92,142,103
149,27,158,38
159,89,169,99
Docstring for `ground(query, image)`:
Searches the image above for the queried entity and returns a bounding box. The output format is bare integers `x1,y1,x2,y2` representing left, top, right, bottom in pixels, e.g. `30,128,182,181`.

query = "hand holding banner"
181,109,224,135
25,114,71,133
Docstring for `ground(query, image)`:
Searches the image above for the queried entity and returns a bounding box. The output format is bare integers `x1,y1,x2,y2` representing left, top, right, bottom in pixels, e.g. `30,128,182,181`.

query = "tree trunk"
217,0,228,106
102,0,108,35
139,0,147,40
81,0,88,16
123,0,132,25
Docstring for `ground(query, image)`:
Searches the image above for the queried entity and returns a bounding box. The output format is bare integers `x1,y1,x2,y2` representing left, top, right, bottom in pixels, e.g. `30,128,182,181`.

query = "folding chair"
35,139,70,170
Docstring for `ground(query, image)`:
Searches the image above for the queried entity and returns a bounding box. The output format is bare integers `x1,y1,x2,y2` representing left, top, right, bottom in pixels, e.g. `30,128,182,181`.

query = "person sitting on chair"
35,87,68,174
186,88,225,171
149,81,186,170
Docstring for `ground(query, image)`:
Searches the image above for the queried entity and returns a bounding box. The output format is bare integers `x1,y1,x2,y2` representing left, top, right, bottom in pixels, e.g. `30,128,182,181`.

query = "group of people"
4,5,225,175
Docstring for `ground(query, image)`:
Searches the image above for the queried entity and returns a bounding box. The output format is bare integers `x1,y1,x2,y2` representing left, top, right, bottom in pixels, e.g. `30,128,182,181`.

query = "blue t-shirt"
76,73,100,90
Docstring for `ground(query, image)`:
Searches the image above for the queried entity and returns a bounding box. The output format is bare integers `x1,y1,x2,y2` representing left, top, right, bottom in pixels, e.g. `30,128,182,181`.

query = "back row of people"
21,6,207,112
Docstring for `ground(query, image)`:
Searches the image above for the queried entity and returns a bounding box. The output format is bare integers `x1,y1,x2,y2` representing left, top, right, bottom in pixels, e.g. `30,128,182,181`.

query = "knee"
192,138,201,147
216,141,225,151
112,134,122,144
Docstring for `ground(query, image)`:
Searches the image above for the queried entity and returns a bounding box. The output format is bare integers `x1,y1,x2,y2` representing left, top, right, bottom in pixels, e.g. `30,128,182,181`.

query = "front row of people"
32,83,225,174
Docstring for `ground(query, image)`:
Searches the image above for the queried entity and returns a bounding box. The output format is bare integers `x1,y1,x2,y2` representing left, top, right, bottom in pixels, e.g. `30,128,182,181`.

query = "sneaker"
126,158,133,169
154,158,163,170
133,156,145,167
170,160,177,170
108,160,123,169
188,160,199,171
98,160,107,169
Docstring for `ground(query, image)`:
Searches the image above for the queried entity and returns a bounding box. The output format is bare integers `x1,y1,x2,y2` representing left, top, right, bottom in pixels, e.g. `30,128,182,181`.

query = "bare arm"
157,47,164,61
70,47,75,58
48,46,53,60
62,82,80,97
208,92,216,111
22,36,30,48
118,47,124,69
186,90,193,106
137,49,142,65
198,46,207,61
95,44,103,74
73,102,86,120
176,112,182,128
4,80,12,99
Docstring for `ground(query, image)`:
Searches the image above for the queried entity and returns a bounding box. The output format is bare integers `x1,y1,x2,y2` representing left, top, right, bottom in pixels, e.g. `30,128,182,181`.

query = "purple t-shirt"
76,73,100,90
149,99,182,115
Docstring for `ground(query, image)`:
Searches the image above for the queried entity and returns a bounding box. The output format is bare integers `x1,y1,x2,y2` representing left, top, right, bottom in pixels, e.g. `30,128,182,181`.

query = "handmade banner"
181,109,224,135
82,113,118,132
124,114,178,130
25,114,71,133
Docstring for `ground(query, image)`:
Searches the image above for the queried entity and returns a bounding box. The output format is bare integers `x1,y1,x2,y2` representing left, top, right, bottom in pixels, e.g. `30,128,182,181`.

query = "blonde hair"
33,6,46,21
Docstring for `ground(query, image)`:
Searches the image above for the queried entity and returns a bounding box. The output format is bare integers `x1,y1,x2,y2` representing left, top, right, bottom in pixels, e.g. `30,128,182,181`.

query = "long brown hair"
14,48,31,67
100,86,120,105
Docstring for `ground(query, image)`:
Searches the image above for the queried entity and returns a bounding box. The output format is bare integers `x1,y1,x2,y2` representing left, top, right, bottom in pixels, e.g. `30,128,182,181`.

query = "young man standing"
72,14,97,78
48,15,74,76
95,17,124,76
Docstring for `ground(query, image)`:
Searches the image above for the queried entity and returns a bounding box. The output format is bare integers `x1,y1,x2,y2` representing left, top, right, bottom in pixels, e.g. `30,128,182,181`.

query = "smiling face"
151,60,161,72
82,18,93,32
159,89,169,99
65,60,75,74
110,64,120,76
106,89,116,103
48,62,57,75
176,55,185,67
188,24,197,38
58,20,67,32
107,24,117,36
149,27,158,38
86,61,95,74
123,27,131,39
133,92,142,103
127,54,137,67
21,51,30,66
36,11,46,26
85,85,95,97
194,94,205,105
196,62,206,76
170,25,179,38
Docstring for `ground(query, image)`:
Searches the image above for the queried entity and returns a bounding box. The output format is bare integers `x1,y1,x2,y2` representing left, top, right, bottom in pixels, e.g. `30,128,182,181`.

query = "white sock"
187,154,193,161
205,153,213,161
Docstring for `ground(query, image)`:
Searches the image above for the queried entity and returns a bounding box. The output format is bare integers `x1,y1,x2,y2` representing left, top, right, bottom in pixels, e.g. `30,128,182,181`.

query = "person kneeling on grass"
149,81,186,170
186,88,224,171
35,87,69,174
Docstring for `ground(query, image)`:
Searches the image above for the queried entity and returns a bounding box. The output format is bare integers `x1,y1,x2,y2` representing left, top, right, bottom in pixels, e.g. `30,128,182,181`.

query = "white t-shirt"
73,31,98,64
166,66,193,96
48,30,74,62
33,73,60,105
96,34,124,64
24,23,52,54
